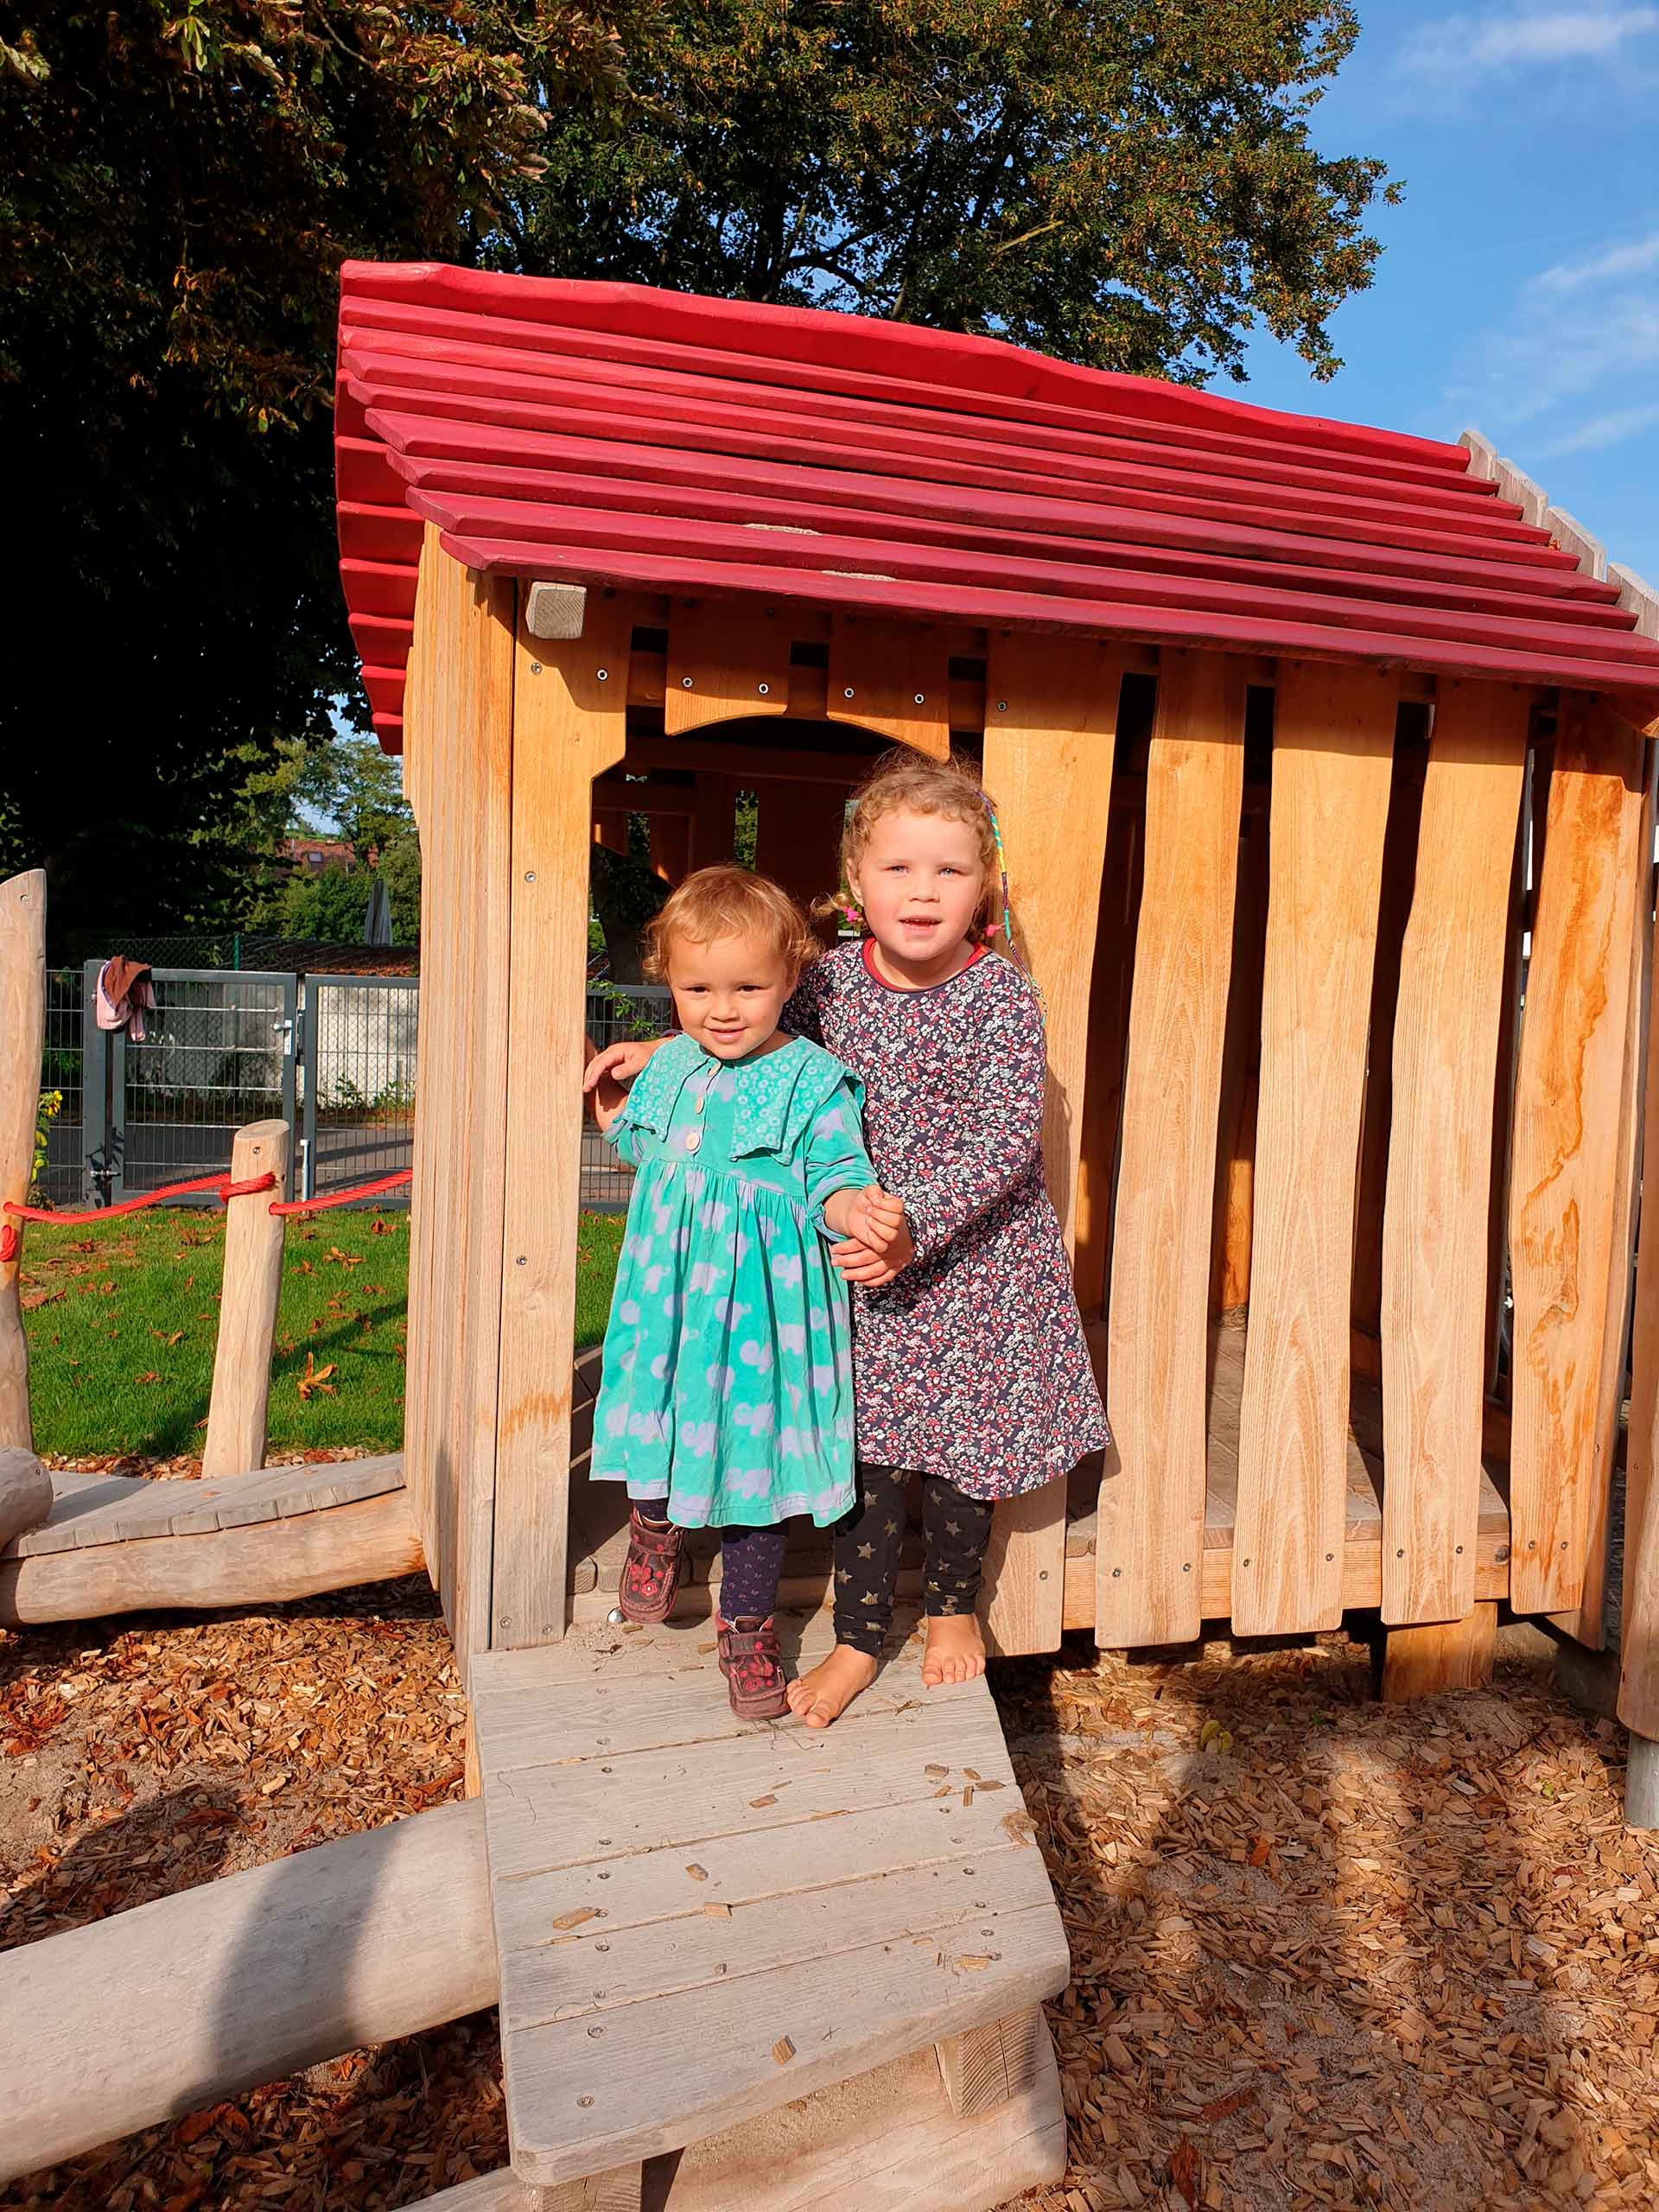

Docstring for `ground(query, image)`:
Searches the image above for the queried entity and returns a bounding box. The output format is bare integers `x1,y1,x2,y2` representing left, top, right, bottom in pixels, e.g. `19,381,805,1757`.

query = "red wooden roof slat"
334,263,1659,745
410,488,1659,675
343,307,1502,512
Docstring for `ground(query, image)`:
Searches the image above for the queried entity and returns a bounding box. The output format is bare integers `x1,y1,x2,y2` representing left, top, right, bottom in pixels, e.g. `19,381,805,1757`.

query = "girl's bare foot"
786,1643,877,1728
922,1612,986,1688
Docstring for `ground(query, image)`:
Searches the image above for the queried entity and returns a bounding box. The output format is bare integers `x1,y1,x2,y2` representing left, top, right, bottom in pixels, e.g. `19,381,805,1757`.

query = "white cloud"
1398,6,1659,75
1541,400,1659,454
1529,231,1659,293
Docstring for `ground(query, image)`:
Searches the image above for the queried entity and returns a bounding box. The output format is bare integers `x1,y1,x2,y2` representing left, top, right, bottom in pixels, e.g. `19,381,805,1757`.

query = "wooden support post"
1618,796,1659,1812
1232,664,1399,1637
494,592,631,1649
543,2171,645,2212
201,1119,290,1479
1381,683,1528,1626
688,772,737,870
1098,652,1246,1646
982,634,1127,1656
935,2006,1043,2118
0,1446,49,1549
649,812,691,886
1376,1602,1497,1702
0,868,45,1452
402,530,518,1685
1510,695,1646,1613
0,1798,493,2187
1210,810,1268,1317
754,776,842,914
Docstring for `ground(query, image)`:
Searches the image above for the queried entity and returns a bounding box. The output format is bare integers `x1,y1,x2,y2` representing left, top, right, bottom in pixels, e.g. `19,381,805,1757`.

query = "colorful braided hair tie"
980,791,1016,955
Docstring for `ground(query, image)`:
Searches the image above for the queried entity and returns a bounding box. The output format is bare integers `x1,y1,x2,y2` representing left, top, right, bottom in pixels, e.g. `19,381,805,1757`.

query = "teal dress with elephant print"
593,1030,877,1529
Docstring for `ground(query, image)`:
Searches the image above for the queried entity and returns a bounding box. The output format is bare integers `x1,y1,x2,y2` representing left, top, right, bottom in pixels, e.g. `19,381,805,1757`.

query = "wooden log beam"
1099,652,1246,1645
202,1119,290,1479
1381,683,1528,1625
0,1446,49,1549
494,592,632,1649
1233,664,1399,1636
0,868,45,1452
1510,694,1646,1613
981,633,1127,1656
0,1798,493,2186
0,1485,423,1625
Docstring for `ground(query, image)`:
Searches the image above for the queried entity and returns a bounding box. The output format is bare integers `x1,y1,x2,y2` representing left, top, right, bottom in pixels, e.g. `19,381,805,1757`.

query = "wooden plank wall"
1231,664,1400,1637
981,634,1128,1656
1097,653,1246,1645
401,528,518,1687
1509,696,1646,1615
1379,683,1529,1624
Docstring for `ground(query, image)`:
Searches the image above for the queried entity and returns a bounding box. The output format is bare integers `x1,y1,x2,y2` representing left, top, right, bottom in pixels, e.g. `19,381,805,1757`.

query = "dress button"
683,1129,702,1154
695,1092,706,1113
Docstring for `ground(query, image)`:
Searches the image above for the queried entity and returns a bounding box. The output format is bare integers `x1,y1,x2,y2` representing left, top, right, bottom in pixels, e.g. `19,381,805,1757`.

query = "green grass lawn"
18,1205,624,1462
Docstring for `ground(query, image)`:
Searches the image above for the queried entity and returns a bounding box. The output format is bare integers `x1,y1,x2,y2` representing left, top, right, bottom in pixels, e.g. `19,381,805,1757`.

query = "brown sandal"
619,1507,687,1624
717,1614,789,1719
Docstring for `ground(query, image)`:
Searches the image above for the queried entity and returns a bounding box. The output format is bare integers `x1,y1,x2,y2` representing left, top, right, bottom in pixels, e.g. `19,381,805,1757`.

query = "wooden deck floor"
566,1328,1511,1633
469,1614,1071,2190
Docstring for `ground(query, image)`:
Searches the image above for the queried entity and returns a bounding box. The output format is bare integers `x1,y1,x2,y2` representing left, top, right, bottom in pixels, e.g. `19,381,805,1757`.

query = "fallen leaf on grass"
134,1370,162,1385
326,1246,362,1268
296,1354,338,1402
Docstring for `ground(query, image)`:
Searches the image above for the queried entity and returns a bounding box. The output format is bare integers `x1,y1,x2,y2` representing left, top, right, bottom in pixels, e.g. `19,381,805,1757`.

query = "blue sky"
1238,2,1659,586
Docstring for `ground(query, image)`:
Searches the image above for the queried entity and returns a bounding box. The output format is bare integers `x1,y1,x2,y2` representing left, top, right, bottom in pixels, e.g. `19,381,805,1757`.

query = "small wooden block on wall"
827,616,952,755
665,600,791,734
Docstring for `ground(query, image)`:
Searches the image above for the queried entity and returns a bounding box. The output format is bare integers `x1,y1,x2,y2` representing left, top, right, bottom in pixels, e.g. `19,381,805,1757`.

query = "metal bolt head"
596,667,608,682
913,691,925,705
530,661,543,675
995,699,1007,712
524,870,537,882
682,676,694,689
578,2095,594,2108
757,681,771,696
842,686,855,699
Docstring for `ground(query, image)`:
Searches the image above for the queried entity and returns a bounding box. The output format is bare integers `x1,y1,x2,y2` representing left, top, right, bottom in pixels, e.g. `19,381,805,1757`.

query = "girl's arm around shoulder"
582,1030,673,1104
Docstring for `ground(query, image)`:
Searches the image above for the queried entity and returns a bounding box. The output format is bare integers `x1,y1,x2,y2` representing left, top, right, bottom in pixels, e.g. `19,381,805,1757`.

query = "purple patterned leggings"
717,1522,790,1622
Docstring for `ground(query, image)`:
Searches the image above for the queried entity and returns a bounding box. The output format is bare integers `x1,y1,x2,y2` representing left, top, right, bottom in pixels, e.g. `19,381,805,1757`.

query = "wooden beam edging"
0,868,46,1453
0,1797,493,2187
1097,652,1246,1645
1618,775,1659,1752
0,1485,423,1625
1380,682,1528,1624
493,590,632,1649
980,632,1128,1656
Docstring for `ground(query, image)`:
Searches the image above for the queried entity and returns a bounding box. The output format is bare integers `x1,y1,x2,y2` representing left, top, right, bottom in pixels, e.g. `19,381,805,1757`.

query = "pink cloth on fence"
96,957,156,1042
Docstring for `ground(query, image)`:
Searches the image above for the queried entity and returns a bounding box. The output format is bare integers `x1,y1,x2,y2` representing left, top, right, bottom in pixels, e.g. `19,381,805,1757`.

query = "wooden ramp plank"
1232,663,1398,1637
1510,695,1646,1613
472,1637,1067,2190
1381,682,1528,1624
3,1455,406,1559
1099,651,1246,1645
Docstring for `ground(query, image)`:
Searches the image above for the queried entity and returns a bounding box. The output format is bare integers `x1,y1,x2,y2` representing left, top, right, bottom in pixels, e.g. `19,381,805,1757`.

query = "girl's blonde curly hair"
643,864,821,982
818,750,1007,950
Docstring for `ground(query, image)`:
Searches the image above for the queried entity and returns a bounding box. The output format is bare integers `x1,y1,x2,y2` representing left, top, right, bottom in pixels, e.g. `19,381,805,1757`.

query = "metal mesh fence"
302,976,418,1200
582,983,674,1210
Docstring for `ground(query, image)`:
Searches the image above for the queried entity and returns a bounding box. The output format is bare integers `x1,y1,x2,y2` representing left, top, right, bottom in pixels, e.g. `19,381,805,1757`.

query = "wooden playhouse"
7,257,1659,2210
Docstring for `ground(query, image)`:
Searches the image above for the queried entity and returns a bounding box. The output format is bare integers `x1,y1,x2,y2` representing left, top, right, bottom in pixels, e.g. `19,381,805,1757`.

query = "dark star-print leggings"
832,1462,995,1656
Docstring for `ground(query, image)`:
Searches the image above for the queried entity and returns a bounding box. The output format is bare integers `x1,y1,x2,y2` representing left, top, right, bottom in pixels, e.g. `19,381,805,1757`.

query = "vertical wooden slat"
202,1120,291,1479
1210,810,1268,1317
1510,694,1646,1615
0,869,45,1452
402,529,518,1684
1560,741,1656,1646
1484,766,1530,1399
1231,662,1399,1637
825,616,952,757
648,814,691,886
687,772,737,870
753,777,844,913
493,593,632,1649
664,601,790,734
1620,850,1659,1741
1380,682,1529,1625
1096,653,1246,1646
1073,803,1142,1320
980,634,1127,1656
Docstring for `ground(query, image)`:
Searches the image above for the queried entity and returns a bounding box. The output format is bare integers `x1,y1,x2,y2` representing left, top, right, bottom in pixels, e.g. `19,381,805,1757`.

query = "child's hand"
582,1037,664,1096
842,1185,906,1252
830,1212,916,1287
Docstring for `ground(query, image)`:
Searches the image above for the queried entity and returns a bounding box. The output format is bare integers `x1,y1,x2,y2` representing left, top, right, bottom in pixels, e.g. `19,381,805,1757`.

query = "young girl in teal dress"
585,866,904,1718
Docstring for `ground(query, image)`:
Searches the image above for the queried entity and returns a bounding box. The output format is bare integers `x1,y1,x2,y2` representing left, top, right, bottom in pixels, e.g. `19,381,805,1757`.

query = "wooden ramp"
469,1615,1070,2201
2,1454,405,1556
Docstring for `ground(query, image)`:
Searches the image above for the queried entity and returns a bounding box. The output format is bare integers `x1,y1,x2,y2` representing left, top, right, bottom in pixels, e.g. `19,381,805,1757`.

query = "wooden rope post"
202,1119,291,1478
0,869,45,1452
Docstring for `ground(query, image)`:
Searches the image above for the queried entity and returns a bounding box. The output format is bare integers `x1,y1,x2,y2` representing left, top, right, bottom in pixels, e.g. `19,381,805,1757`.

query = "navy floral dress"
787,941,1109,1499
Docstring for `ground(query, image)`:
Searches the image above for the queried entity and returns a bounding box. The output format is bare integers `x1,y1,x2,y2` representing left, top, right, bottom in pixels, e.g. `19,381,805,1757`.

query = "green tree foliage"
1,1,1394,938
0,2,617,934
510,0,1396,384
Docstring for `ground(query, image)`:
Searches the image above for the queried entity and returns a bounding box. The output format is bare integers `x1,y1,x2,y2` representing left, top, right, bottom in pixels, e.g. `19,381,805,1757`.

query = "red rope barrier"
270,1170,412,1216
0,1163,411,1260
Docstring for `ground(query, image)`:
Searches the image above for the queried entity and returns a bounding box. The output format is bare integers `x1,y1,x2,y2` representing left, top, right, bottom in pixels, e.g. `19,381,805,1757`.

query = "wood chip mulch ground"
3,1591,1657,2212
